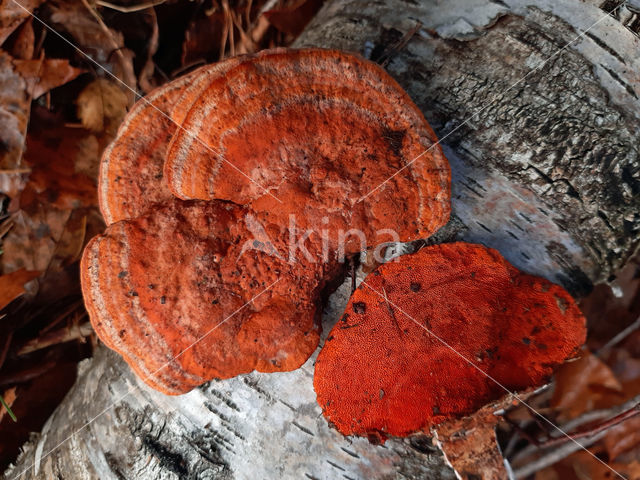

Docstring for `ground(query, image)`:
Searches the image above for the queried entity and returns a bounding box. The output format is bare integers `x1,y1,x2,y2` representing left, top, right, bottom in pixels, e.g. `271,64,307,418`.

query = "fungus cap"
314,242,586,439
165,48,451,253
82,199,335,394
98,57,243,225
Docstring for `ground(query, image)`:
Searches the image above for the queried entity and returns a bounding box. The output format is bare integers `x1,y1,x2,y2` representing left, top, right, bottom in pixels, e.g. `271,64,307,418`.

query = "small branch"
95,0,166,13
540,403,640,448
17,322,93,356
596,316,640,355
510,395,640,478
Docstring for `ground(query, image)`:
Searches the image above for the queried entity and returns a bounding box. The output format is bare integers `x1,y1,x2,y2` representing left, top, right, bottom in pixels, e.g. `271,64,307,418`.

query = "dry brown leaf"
0,51,29,169
0,207,72,272
0,268,40,310
22,123,101,209
76,78,128,133
603,416,640,462
551,350,624,420
263,0,324,37
434,391,535,480
536,450,640,480
8,17,34,60
0,0,45,46
181,10,226,66
13,58,85,99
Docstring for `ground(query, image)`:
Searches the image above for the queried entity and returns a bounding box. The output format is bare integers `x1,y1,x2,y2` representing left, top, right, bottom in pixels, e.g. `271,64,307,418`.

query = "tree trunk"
6,0,640,478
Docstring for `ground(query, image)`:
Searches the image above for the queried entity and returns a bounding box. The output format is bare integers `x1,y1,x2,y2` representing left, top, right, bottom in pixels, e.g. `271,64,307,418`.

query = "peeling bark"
6,1,640,479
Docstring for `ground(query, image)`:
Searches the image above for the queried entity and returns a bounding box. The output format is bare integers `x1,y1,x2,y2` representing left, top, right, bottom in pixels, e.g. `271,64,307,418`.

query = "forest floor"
0,1,639,478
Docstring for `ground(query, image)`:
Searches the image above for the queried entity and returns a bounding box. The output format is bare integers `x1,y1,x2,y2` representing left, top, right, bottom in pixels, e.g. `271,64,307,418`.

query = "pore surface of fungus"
82,199,339,394
314,242,586,439
165,48,451,253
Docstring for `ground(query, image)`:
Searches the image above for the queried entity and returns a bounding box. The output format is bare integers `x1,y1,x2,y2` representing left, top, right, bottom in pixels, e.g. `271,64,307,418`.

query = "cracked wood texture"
7,0,640,479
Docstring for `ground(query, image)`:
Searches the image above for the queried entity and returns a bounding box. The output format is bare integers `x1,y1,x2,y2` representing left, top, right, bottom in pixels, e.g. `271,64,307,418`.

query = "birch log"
6,0,640,478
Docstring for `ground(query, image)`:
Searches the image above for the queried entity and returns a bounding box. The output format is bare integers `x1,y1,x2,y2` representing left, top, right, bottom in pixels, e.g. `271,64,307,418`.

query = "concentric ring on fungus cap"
98,57,243,225
82,199,337,395
165,48,451,254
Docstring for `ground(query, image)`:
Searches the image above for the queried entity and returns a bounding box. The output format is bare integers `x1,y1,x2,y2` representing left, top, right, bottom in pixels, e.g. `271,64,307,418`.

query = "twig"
0,332,13,371
81,0,126,66
375,22,422,67
512,429,610,478
596,316,640,355
540,403,640,448
381,285,403,336
95,0,166,13
18,322,93,355
40,299,85,334
511,394,640,477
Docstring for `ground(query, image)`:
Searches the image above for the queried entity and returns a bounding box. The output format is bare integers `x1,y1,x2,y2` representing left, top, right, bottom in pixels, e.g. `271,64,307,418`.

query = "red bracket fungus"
314,242,586,441
99,57,244,225
81,199,340,394
85,48,452,394
164,48,450,253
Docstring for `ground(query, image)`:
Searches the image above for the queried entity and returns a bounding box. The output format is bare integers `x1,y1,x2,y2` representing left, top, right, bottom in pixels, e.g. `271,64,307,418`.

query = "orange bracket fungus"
84,47,453,395
82,199,338,395
164,48,450,253
314,242,586,441
98,57,244,225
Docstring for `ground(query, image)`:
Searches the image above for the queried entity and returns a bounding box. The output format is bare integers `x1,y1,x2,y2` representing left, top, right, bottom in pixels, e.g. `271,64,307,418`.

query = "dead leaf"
22,122,101,209
0,207,72,272
13,58,85,99
8,17,34,60
0,51,30,169
49,210,87,270
551,350,624,420
536,451,640,480
45,0,137,100
0,268,40,310
0,0,45,46
603,416,640,461
76,78,128,133
434,390,535,480
181,10,226,66
263,0,324,37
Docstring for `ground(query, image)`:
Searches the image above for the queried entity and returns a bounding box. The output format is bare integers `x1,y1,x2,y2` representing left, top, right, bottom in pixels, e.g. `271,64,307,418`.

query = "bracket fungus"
82,199,340,394
83,47,453,394
314,242,586,440
98,57,243,225
164,48,450,253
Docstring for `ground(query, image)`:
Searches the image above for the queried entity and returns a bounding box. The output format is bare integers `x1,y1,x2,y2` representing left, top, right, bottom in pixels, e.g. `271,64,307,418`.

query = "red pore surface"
165,48,451,254
314,242,586,439
82,199,338,394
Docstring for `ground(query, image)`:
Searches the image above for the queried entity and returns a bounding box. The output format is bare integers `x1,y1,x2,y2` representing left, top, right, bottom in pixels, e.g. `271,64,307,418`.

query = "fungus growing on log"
314,242,586,440
84,47,453,395
81,199,339,394
164,48,451,253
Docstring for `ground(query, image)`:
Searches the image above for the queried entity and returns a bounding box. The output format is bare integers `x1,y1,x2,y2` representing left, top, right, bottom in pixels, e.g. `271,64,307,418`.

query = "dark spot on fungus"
118,271,127,279
353,302,366,314
410,282,421,292
160,296,166,304
522,337,531,345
